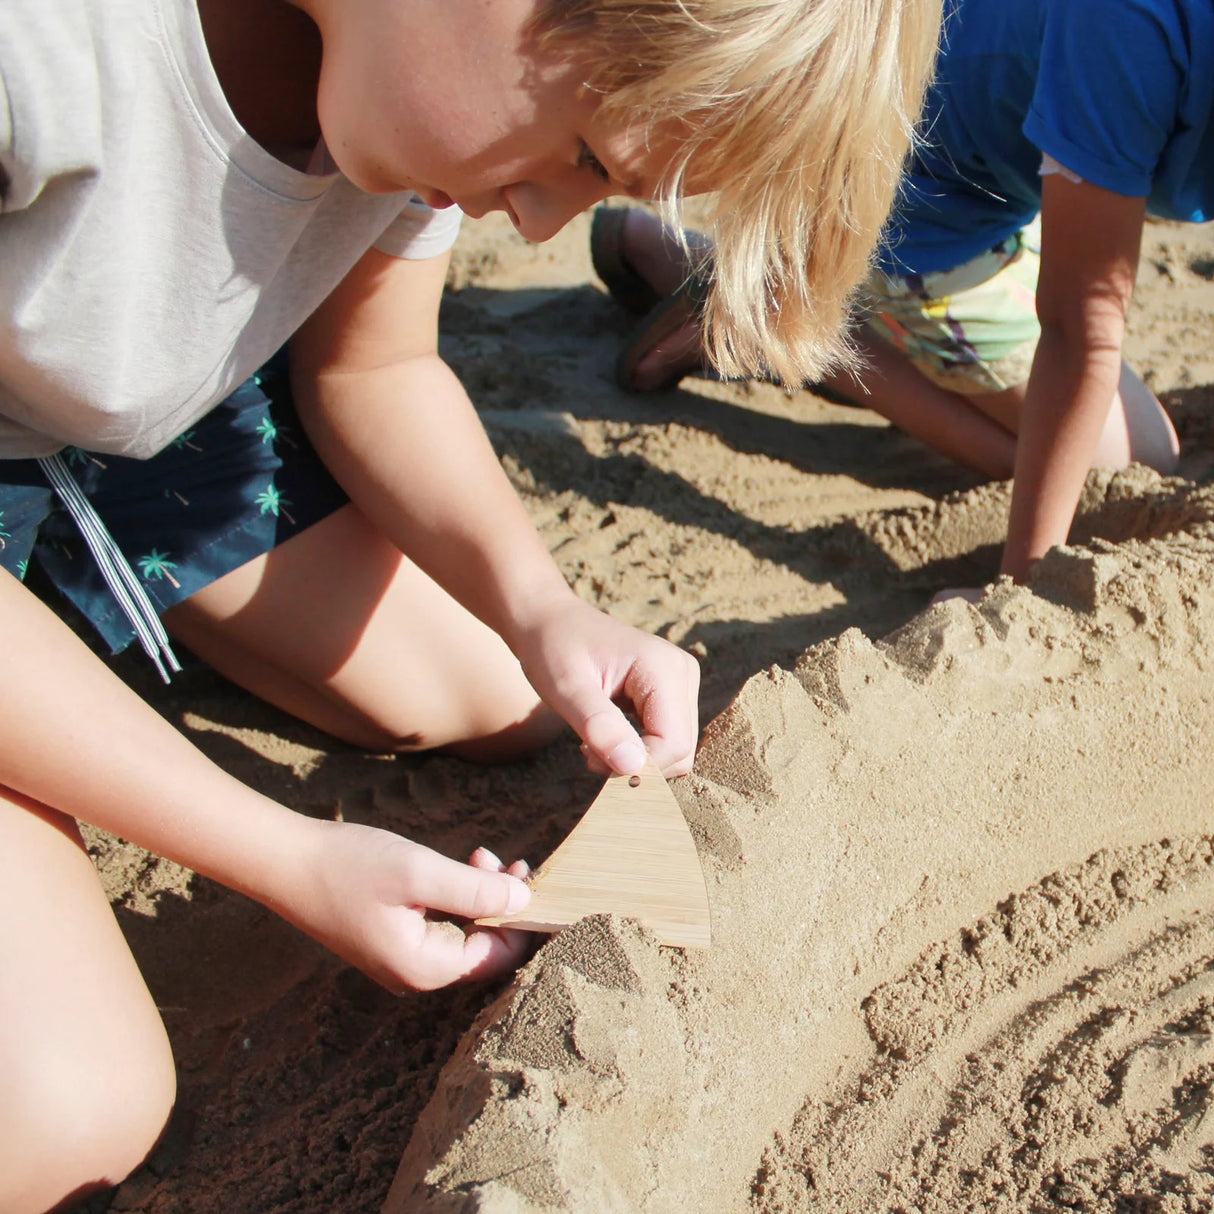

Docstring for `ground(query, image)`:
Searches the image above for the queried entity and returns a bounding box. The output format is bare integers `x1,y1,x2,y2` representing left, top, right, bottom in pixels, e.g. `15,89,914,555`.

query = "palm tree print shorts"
0,352,348,655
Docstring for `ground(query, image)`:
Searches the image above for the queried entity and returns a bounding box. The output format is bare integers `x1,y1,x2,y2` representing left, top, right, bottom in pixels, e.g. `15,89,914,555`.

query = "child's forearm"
297,352,579,646
0,568,319,912
290,249,701,777
1000,323,1124,580
1002,176,1146,583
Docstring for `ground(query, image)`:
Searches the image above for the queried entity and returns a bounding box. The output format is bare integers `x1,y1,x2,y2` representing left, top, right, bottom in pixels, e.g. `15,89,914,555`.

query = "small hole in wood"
629,775,641,787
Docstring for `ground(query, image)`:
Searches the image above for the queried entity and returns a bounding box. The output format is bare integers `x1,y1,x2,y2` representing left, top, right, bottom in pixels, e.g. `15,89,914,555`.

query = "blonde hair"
535,0,944,387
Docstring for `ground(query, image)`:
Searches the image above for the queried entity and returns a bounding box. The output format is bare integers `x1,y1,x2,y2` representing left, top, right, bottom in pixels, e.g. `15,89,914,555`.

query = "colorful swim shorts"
0,351,349,658
859,223,1042,395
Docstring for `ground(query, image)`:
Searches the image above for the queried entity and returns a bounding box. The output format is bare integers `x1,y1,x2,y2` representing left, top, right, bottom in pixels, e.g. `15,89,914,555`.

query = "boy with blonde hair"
0,0,941,1206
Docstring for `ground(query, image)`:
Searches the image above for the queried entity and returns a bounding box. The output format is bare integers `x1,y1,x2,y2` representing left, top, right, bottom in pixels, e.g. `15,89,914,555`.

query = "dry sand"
84,213,1214,1214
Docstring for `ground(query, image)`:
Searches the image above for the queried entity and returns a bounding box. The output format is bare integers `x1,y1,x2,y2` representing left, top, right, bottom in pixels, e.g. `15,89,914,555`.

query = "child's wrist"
496,581,583,651
203,795,325,922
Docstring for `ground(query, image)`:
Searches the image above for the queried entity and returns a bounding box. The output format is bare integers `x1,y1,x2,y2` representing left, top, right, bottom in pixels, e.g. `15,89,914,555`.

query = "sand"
83,211,1214,1214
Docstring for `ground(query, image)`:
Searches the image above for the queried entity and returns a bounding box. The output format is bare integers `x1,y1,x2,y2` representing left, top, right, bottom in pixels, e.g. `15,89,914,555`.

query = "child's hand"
512,597,700,778
290,820,533,993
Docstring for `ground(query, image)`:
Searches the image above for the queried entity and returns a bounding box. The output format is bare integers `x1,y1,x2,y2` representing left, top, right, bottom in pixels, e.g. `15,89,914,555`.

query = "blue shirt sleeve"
1023,0,1192,197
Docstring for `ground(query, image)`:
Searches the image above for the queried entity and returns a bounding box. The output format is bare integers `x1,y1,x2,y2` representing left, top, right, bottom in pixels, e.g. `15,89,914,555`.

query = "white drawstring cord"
38,454,182,683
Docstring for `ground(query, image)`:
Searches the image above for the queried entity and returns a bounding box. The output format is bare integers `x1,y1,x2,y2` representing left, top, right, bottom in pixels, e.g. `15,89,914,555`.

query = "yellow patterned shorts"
859,223,1041,395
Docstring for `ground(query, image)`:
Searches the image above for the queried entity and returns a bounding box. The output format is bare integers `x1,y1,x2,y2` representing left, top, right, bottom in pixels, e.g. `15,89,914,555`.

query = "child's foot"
614,274,713,393
590,207,713,392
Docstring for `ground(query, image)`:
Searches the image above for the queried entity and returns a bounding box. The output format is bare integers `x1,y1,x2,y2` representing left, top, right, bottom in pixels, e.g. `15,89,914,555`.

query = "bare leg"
824,336,1019,478
0,788,176,1213
614,211,1179,477
826,336,1179,480
164,504,564,761
618,208,696,298
613,210,712,391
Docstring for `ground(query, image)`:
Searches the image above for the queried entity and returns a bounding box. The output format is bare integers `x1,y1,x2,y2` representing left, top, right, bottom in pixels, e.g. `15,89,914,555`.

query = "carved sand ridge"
387,497,1214,1212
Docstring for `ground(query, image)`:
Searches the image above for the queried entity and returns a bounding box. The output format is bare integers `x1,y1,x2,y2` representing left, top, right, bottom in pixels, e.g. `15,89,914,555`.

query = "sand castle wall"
83,214,1214,1213
387,510,1214,1212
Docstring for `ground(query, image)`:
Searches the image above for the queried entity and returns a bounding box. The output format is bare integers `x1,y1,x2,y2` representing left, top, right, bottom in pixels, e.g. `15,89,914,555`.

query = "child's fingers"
636,693,699,776
396,842,530,922
625,656,700,776
467,847,530,881
543,668,648,772
639,735,695,778
569,702,648,774
461,924,534,980
403,920,533,991
579,741,613,776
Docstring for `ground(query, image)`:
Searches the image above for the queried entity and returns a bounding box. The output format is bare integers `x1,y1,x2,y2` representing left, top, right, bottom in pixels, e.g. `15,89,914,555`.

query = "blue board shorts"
0,352,349,655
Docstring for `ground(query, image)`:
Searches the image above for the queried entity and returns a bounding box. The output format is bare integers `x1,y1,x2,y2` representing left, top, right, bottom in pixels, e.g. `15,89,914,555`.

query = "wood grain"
477,759,712,949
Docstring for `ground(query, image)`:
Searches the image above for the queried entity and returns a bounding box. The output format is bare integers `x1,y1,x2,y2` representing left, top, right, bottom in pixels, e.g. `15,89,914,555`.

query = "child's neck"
196,0,323,170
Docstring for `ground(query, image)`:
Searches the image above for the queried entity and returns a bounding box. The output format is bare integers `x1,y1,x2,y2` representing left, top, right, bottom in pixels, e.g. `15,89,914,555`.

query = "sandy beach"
81,209,1214,1213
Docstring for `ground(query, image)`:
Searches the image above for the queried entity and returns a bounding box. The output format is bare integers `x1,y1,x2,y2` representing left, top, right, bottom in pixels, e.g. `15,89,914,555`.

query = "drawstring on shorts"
37,454,182,683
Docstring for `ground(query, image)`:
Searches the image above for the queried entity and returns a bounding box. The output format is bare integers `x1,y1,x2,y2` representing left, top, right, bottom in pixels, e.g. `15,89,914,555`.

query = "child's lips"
415,188,455,210
450,190,509,223
460,198,519,231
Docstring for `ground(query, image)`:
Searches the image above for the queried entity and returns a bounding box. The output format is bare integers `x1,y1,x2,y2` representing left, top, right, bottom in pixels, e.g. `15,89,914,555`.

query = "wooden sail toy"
477,759,712,949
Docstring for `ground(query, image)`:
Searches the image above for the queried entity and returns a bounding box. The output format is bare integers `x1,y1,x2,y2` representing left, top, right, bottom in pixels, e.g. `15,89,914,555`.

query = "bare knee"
439,702,566,764
334,648,563,759
357,699,565,762
0,1022,176,1213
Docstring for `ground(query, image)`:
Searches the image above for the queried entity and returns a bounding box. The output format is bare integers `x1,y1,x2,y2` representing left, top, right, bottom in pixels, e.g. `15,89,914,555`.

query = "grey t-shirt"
0,0,462,460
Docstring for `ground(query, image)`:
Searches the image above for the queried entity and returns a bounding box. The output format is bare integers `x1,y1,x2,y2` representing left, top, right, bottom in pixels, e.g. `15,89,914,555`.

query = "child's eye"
577,141,610,182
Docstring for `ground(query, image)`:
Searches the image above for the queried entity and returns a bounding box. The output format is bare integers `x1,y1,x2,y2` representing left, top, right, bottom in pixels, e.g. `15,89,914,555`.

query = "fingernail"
476,847,503,868
607,738,647,773
506,878,531,913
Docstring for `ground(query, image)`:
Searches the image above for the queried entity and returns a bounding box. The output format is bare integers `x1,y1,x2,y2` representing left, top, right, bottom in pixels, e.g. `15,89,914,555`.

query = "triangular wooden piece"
477,759,711,949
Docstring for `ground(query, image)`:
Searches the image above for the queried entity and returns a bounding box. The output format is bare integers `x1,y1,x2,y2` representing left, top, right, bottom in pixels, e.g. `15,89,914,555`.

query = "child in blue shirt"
601,0,1213,581
858,0,1211,581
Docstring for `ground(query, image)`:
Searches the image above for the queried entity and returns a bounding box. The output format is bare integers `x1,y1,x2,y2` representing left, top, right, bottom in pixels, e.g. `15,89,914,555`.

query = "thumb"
397,843,531,920
567,700,647,775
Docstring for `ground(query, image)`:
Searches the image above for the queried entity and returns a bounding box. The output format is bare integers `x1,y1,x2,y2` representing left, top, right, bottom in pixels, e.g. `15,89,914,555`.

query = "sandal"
613,263,714,393
589,206,664,316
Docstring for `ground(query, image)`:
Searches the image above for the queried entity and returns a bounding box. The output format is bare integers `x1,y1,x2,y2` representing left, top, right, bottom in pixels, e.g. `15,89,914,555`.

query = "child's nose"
510,178,613,243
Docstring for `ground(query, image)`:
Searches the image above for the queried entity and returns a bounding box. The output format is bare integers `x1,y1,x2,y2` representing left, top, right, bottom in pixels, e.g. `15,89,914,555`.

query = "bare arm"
1001,175,1146,581
0,567,531,989
291,248,699,774
0,567,307,892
